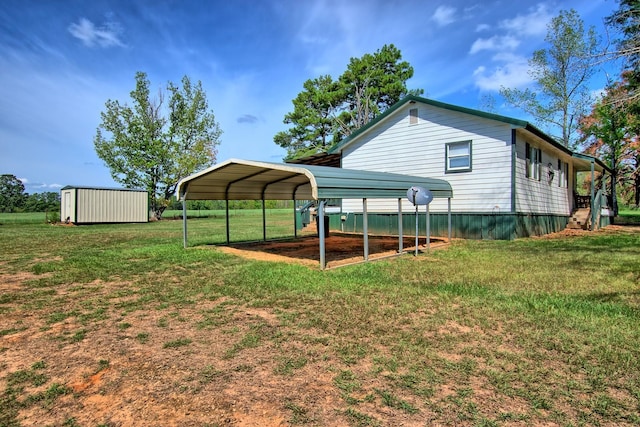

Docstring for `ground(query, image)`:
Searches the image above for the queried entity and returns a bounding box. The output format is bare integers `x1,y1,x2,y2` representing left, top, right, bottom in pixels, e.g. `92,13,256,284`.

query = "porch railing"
575,195,591,208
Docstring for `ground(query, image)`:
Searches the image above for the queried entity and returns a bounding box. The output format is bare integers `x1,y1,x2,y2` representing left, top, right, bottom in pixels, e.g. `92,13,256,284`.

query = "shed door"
64,192,71,222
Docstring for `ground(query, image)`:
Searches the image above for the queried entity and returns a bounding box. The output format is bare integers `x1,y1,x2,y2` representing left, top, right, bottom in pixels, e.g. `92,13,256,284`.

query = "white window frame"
557,159,569,188
526,143,541,180
445,140,472,173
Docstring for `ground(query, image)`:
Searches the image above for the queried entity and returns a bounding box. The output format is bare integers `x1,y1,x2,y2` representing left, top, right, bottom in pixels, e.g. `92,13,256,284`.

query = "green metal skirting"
333,212,569,240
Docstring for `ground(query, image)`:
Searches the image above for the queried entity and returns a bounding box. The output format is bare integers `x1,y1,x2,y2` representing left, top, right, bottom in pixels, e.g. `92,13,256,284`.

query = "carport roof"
177,159,453,201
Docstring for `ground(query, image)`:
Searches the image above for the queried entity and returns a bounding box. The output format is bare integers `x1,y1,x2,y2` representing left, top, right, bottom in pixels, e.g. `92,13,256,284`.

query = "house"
305,95,610,240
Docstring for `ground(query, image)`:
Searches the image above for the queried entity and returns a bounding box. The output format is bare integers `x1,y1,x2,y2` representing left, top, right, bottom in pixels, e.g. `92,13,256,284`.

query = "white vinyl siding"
341,104,513,213
515,135,571,215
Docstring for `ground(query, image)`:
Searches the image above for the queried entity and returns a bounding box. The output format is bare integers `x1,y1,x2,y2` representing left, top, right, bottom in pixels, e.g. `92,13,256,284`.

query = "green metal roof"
177,159,453,201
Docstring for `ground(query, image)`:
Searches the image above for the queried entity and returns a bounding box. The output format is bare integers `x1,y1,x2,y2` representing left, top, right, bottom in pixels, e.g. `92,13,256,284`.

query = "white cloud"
18,177,28,184
68,18,124,48
470,35,520,54
499,3,552,37
432,5,457,27
473,53,532,91
476,23,491,32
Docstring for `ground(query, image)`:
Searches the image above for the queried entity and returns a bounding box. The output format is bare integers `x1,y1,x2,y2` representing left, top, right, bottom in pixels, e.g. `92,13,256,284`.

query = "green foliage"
162,338,192,348
94,71,222,218
579,78,638,214
606,0,640,89
0,174,26,213
276,44,423,159
23,192,60,213
500,9,599,148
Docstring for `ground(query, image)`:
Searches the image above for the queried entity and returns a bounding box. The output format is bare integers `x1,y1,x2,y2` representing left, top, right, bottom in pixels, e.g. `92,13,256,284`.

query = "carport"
176,159,453,269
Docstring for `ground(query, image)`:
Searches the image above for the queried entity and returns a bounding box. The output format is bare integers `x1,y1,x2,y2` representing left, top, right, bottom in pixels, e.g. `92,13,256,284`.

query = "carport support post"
318,200,326,269
225,200,230,245
182,199,188,248
262,199,267,241
398,198,403,253
293,200,297,238
363,198,369,261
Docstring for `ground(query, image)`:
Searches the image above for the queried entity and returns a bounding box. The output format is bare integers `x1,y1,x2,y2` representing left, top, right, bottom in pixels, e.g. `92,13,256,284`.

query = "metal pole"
415,204,419,256
363,198,369,261
426,204,430,251
225,200,230,245
182,199,188,248
293,200,297,238
319,200,326,269
448,198,452,242
398,198,403,253
262,199,267,241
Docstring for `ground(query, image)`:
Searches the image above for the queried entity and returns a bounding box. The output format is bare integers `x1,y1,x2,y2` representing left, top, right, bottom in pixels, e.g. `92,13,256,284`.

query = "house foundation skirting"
330,212,569,240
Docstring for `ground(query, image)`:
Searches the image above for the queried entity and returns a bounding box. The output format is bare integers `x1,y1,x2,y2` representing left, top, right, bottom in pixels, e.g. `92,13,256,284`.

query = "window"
557,159,569,188
445,141,472,173
409,108,418,125
525,143,541,180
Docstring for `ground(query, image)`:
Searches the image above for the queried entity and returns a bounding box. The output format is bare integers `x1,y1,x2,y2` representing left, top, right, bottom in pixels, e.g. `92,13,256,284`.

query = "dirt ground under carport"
216,231,450,268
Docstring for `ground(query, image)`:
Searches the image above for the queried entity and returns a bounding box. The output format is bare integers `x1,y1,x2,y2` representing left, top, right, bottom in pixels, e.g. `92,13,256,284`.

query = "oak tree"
0,174,26,213
95,72,222,218
501,9,599,148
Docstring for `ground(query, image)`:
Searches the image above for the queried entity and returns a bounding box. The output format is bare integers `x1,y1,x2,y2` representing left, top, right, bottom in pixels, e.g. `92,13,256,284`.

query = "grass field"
1,211,639,426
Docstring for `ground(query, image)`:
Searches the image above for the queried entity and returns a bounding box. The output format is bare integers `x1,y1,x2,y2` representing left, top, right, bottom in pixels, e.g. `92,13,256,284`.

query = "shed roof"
177,159,453,201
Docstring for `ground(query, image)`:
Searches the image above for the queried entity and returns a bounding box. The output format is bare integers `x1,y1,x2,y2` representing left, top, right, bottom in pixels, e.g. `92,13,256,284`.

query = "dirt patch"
2,225,638,426
216,232,450,268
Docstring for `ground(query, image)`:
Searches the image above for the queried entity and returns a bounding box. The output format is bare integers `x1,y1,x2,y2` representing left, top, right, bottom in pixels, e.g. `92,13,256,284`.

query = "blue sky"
0,0,621,193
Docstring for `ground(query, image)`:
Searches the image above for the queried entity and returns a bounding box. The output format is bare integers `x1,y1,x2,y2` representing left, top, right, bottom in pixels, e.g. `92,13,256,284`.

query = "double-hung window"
557,159,569,187
445,141,472,173
525,143,541,180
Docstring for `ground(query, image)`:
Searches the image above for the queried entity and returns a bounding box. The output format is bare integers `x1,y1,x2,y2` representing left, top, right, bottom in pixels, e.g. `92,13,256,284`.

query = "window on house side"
409,108,418,125
445,141,472,173
557,160,568,188
525,143,541,180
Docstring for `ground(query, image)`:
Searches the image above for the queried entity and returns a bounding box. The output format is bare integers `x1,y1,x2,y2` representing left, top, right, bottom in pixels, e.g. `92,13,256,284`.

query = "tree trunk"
610,170,619,219
635,173,640,207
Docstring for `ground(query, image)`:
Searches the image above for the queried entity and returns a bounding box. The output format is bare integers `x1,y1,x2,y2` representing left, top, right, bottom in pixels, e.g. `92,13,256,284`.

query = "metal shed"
60,186,149,224
176,159,453,268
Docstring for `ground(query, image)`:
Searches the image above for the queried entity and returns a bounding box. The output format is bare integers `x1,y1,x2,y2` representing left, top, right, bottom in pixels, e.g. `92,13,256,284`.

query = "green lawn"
1,211,639,426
